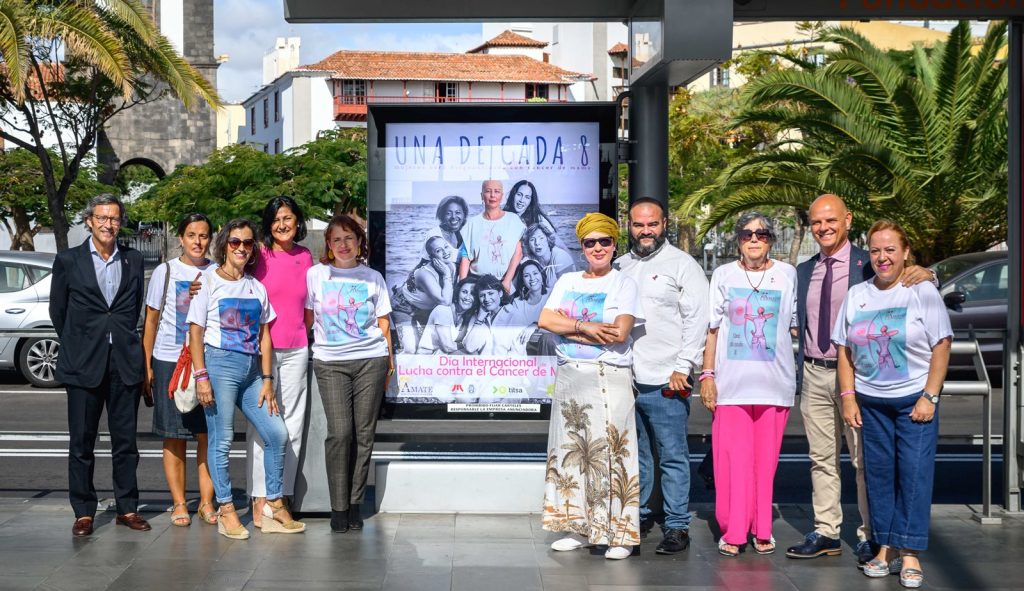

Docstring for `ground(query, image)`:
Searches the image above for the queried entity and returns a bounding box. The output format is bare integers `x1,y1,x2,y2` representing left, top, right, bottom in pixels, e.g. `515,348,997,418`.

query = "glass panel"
0,263,29,293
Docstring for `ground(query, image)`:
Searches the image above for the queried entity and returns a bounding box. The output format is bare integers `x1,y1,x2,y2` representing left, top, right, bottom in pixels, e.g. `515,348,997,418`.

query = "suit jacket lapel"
111,252,130,305
76,240,106,305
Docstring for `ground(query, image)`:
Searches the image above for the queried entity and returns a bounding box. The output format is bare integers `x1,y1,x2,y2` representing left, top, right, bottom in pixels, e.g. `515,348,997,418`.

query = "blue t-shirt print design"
174,280,192,344
321,281,370,343
218,298,262,354
556,290,606,359
848,306,909,382
726,287,781,362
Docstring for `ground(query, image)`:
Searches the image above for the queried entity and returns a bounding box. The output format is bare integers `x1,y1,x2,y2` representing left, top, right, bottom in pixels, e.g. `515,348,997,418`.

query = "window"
0,263,29,293
263,144,269,153
340,80,366,104
274,139,280,154
612,66,627,80
942,262,1008,303
263,97,268,128
274,91,280,122
710,66,730,88
250,106,255,134
435,82,459,102
27,265,51,284
525,84,549,100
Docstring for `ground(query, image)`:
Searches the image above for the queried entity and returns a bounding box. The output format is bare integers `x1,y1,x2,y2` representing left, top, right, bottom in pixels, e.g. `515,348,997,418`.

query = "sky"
214,0,483,102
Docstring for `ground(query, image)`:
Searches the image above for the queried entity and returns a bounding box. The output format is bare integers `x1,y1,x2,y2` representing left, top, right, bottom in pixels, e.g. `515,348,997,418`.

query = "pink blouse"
254,244,314,349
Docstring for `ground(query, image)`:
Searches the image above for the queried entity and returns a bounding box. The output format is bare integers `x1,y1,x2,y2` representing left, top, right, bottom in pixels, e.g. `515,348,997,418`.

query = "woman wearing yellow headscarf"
538,212,644,560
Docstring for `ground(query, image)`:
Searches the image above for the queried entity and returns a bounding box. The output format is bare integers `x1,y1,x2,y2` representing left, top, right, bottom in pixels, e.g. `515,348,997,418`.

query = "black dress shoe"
786,532,841,558
347,505,363,530
855,540,878,566
72,516,94,537
639,517,655,539
656,528,690,554
330,510,349,533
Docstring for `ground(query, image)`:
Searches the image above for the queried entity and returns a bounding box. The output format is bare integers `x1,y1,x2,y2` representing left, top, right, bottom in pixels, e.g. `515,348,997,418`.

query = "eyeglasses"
582,237,615,249
91,215,121,226
227,238,256,250
738,229,772,243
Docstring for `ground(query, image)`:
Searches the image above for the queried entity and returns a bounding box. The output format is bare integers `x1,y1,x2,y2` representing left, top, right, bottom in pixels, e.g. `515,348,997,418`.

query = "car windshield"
931,257,984,285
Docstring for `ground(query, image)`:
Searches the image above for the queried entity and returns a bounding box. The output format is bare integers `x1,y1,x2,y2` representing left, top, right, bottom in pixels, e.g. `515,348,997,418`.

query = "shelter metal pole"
1006,19,1023,514
627,84,669,210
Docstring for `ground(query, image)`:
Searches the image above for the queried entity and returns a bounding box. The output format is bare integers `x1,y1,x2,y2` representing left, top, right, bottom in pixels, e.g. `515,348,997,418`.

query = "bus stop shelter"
284,0,1024,516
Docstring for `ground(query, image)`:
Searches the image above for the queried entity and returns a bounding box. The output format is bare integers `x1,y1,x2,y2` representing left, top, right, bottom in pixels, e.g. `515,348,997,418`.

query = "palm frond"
0,0,32,102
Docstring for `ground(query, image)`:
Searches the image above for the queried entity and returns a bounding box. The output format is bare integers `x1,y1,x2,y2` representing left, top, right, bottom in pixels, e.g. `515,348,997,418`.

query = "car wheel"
19,337,61,388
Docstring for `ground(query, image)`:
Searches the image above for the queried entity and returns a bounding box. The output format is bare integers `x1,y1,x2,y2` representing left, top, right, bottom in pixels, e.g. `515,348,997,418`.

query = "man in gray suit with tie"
786,194,933,564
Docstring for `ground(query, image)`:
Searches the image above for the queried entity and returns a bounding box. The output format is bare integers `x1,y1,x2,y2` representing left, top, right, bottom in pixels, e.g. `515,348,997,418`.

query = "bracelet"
839,389,855,397
574,318,583,334
192,368,208,377
262,374,274,381
194,376,209,383
698,374,715,382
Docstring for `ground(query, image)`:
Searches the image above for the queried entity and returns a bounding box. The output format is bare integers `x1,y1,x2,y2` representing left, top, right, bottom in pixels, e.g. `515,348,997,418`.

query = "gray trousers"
313,356,390,511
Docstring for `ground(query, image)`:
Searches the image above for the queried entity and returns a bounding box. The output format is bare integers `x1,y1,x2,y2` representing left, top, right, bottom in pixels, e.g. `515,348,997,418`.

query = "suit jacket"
49,239,145,388
795,244,874,393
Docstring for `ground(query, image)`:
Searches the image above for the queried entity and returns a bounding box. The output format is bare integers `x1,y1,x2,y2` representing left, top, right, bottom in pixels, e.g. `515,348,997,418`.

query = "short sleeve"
614,274,644,323
261,296,277,325
145,263,168,310
830,292,853,347
788,270,799,328
917,284,953,347
543,276,568,312
305,267,317,311
707,269,727,329
186,272,210,328
375,270,393,317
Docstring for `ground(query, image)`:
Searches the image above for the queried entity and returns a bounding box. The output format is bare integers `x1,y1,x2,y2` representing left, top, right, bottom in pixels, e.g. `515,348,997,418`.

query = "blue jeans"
859,391,938,551
204,346,288,504
635,382,692,530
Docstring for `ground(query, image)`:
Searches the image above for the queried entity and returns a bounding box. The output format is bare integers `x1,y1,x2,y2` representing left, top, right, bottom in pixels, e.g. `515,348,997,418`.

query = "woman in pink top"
248,196,314,525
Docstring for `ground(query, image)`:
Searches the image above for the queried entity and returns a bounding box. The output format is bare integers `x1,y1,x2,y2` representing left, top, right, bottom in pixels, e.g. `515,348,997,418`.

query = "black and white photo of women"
392,235,456,352
492,259,551,356
504,180,557,237
460,274,506,356
523,223,576,286
421,195,468,263
416,277,478,355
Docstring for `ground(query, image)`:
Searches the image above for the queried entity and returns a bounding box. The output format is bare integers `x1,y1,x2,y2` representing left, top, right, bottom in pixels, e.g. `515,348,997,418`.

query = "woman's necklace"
217,266,243,281
740,258,769,293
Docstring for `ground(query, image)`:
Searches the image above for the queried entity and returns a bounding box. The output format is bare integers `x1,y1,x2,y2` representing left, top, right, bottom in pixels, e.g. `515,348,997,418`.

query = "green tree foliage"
683,21,1008,265
132,129,367,228
0,148,114,250
0,0,220,251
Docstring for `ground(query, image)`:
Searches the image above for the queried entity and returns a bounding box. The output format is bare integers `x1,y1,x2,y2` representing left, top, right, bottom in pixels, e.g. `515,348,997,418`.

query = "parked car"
931,251,1008,384
0,251,60,387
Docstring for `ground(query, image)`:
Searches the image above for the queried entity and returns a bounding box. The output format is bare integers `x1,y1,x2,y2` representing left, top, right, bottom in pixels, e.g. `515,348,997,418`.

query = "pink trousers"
712,404,790,545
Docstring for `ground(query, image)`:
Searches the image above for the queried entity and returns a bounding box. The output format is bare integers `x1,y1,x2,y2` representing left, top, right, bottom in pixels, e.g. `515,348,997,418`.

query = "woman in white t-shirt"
538,213,643,561
305,215,394,533
188,219,304,539
833,220,951,587
492,259,550,356
700,212,798,558
416,277,478,355
142,213,216,527
523,223,576,287
459,274,506,356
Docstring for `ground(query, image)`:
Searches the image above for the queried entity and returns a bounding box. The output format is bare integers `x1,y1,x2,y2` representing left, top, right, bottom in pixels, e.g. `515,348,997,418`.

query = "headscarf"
574,212,619,242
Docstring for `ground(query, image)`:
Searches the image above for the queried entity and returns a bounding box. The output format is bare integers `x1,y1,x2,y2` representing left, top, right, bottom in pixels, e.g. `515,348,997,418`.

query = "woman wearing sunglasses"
188,219,305,539
700,212,797,557
538,213,643,561
249,196,314,527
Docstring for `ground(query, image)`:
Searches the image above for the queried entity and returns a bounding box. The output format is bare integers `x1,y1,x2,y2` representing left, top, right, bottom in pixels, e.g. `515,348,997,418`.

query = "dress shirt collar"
88,235,120,262
818,238,851,265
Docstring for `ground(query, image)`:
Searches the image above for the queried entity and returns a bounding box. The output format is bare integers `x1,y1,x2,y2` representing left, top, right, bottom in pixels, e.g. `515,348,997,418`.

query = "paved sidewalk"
0,498,1019,591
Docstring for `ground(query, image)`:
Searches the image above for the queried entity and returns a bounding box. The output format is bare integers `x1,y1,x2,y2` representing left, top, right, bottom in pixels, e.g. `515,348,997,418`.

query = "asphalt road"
0,369,1009,509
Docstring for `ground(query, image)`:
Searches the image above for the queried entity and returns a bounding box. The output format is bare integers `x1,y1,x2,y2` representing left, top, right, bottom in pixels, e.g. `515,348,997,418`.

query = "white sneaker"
605,546,632,560
551,534,590,551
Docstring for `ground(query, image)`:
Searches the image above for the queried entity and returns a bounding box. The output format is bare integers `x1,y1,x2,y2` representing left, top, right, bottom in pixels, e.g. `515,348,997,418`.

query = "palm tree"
0,0,220,250
605,424,631,472
684,21,1007,265
554,473,580,521
560,399,592,436
561,430,608,488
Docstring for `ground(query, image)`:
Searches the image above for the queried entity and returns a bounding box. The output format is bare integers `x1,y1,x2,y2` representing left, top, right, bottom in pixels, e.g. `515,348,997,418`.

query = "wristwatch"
921,392,940,404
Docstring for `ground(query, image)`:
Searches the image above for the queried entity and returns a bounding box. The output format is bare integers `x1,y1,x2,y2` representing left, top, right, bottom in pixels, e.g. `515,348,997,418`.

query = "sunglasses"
582,237,615,249
661,387,691,399
226,238,256,250
738,229,772,242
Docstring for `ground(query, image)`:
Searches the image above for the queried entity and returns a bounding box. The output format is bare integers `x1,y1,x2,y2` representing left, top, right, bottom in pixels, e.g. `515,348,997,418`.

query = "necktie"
818,257,836,355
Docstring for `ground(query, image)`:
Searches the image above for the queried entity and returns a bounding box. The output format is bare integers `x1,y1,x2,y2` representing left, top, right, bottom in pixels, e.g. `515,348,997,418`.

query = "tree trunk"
10,206,35,251
787,207,807,265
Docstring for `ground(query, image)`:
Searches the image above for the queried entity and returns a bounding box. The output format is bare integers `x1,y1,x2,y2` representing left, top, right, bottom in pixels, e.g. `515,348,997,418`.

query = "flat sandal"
197,501,217,525
169,502,191,527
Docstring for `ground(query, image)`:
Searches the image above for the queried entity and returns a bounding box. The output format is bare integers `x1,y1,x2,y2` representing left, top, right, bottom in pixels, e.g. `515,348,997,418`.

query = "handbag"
169,340,199,413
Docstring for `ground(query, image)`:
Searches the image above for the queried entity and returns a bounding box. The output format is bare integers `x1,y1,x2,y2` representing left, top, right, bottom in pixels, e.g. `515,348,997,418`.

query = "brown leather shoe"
72,516,94,537
116,513,152,531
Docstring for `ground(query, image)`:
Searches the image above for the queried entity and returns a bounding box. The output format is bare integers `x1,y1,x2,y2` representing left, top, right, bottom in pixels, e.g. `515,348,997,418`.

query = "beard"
630,233,666,257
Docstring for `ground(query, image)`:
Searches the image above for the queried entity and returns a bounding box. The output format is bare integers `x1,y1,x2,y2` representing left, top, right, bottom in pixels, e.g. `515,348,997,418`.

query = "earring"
327,250,335,261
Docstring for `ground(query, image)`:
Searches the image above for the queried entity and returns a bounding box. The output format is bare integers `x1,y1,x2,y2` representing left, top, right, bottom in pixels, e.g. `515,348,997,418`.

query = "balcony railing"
333,95,565,119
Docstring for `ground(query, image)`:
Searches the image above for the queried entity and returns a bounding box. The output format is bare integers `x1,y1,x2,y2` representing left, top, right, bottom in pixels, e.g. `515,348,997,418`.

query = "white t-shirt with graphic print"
305,263,392,362
145,258,215,362
832,280,952,398
708,260,798,407
460,212,526,279
186,270,275,355
542,269,643,367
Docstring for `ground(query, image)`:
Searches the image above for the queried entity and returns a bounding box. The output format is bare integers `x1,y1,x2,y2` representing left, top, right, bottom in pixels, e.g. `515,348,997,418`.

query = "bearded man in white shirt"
615,197,709,554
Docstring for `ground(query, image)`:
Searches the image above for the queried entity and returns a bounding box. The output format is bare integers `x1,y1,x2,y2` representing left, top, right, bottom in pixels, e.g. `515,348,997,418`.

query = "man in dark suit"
50,194,151,537
786,194,932,564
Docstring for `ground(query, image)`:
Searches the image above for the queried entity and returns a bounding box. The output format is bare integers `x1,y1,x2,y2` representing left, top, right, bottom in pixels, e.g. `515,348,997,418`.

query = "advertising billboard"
366,104,618,419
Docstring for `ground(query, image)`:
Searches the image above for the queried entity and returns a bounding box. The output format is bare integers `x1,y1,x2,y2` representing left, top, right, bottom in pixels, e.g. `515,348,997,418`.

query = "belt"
805,357,838,370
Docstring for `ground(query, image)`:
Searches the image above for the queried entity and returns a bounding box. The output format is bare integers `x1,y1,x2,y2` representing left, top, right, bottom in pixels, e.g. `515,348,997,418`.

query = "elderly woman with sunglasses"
188,219,305,539
538,213,644,561
700,212,797,557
